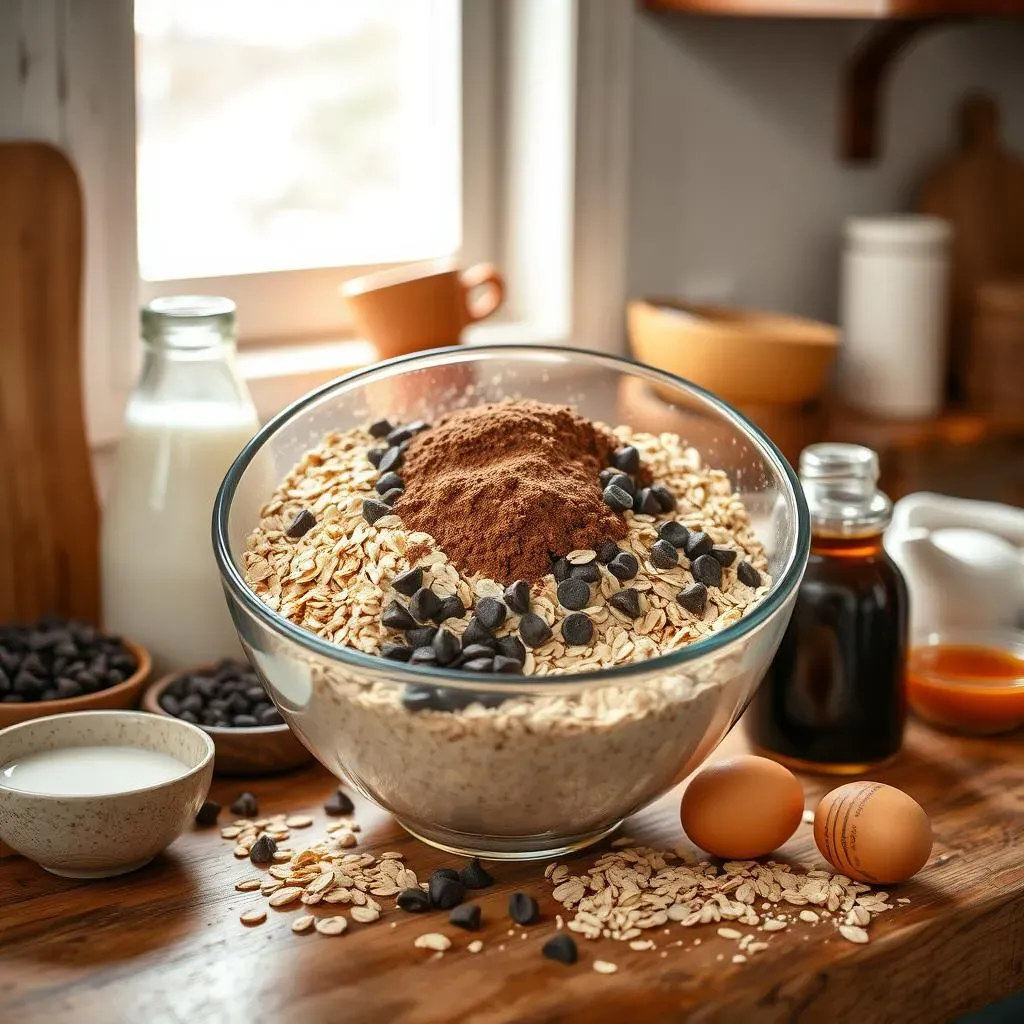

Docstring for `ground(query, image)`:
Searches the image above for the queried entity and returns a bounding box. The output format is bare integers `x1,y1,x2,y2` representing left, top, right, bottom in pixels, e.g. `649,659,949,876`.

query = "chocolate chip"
435,594,466,624
676,582,708,616
602,484,633,514
382,600,417,631
598,467,618,487
461,658,494,673
407,626,438,648
596,541,621,564
362,498,392,525
552,557,571,583
685,530,713,558
409,647,438,666
386,425,416,446
650,539,679,570
504,580,531,614
195,800,221,826
233,714,259,728
401,685,440,712
369,418,392,438
542,933,578,965
658,521,689,548
609,472,636,498
462,617,495,648
379,642,412,662
409,587,442,623
431,867,461,882
562,612,593,647
258,706,283,726
509,892,540,925
612,446,640,474
230,792,258,817
556,578,590,611
609,588,642,619
379,488,403,506
376,472,404,494
475,597,507,630
449,903,482,930
429,874,465,909
608,551,639,581
249,834,277,865
650,484,676,513
570,562,601,584
459,644,496,662
393,567,423,597
460,857,494,889
737,561,762,587
636,487,661,515
378,446,403,473
431,629,460,666
367,447,387,467
711,546,738,567
691,553,723,589
285,509,316,539
495,635,526,664
397,888,432,913
519,613,552,648
324,789,355,816
492,655,521,674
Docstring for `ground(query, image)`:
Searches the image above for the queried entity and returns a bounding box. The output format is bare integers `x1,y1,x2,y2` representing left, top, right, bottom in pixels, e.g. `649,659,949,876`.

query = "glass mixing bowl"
214,345,810,859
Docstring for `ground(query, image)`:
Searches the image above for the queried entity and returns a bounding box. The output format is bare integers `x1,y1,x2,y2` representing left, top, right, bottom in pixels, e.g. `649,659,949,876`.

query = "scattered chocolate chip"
710,546,738,567
462,657,494,673
429,873,465,909
737,561,762,587
249,834,277,865
598,467,618,487
519,613,552,648
367,447,387,468
650,484,676,513
431,629,461,666
382,600,417,631
495,635,526,664
378,446,403,473
636,488,661,516
608,551,639,581
195,799,221,827
509,892,540,925
551,557,571,583
612,446,640,475
504,580,531,614
392,567,423,597
658,521,689,548
381,643,413,662
596,540,621,564
401,685,440,712
691,553,723,589
556,578,590,611
542,933,578,965
409,647,438,666
460,857,494,889
386,425,416,447
685,530,713,558
609,588,642,619
562,612,594,647
475,597,507,630
376,472,404,494
609,473,636,498
230,792,258,817
432,867,461,882
459,644,496,663
570,562,601,584
650,539,679,570
407,626,439,648
324,789,355,816
434,594,467,623
397,888,432,913
449,903,482,930
369,419,393,439
602,484,633,514
462,617,495,648
362,498,392,525
493,655,523,674
409,587,442,623
380,488,403,506
233,714,259,728
676,582,708,616
285,509,316,539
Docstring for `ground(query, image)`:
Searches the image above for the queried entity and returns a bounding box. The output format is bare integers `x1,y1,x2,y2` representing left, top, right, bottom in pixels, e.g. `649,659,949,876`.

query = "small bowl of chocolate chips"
143,659,314,776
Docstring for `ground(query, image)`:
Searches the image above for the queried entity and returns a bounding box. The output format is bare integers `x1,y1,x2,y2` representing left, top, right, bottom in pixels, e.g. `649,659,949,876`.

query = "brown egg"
680,755,805,859
814,781,932,884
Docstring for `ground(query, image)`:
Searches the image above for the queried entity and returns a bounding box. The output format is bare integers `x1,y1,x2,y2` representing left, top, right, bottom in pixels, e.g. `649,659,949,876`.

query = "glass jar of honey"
746,444,908,773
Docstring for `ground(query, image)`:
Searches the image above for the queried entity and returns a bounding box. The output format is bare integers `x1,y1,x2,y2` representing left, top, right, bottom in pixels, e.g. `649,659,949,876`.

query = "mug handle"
461,263,505,323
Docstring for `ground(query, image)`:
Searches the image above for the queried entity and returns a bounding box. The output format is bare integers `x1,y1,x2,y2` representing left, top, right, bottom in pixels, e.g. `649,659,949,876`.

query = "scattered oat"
234,877,262,892
801,809,815,825
240,909,266,926
799,910,820,924
468,940,484,953
762,918,787,932
415,933,452,952
316,916,349,936
717,927,742,940
732,954,747,964
268,886,304,907
351,906,381,924
629,940,655,951
292,915,315,934
839,925,869,944
593,961,618,975
285,815,314,829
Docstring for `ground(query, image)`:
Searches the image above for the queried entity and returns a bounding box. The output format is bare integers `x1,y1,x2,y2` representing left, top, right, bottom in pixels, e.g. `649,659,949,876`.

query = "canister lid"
844,215,952,253
799,443,892,536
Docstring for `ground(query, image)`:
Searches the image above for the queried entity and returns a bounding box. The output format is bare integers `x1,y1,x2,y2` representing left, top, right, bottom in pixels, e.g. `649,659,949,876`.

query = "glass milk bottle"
101,297,260,673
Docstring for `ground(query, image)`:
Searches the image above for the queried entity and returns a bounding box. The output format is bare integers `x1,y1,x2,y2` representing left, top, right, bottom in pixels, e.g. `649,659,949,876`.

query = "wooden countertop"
1,718,1021,1024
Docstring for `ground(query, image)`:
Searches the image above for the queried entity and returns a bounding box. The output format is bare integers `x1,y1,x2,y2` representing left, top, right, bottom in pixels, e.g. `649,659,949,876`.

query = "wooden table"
1,719,1021,1024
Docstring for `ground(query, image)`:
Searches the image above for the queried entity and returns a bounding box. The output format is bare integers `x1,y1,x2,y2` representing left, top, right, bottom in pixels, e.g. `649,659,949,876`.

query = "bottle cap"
799,443,891,537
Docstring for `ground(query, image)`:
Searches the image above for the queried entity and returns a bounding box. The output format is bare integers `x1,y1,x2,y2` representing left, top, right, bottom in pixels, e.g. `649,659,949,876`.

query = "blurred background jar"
101,297,261,674
967,279,1024,427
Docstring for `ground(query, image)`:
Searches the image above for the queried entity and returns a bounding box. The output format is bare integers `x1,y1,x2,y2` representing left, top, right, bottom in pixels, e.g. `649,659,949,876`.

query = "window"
135,0,496,343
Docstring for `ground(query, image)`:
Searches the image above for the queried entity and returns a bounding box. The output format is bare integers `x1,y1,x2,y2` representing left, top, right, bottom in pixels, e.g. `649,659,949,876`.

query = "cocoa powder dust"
396,400,628,583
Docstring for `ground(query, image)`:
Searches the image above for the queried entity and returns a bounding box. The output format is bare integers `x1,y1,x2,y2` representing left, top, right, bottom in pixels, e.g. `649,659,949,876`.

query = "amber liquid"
747,532,908,772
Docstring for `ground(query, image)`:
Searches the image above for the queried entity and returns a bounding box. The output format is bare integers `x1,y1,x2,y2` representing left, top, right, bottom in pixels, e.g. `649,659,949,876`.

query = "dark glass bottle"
747,444,908,773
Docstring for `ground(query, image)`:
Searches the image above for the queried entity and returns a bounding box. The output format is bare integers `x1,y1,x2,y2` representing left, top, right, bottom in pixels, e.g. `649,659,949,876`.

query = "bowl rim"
213,343,811,690
0,709,215,801
909,628,1024,691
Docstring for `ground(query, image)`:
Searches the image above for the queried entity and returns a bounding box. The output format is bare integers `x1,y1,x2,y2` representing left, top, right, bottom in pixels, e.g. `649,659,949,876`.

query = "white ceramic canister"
101,297,261,674
839,215,952,419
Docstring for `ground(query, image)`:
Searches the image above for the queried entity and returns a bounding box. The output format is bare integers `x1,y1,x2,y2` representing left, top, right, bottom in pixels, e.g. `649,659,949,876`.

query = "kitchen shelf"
643,1,1024,17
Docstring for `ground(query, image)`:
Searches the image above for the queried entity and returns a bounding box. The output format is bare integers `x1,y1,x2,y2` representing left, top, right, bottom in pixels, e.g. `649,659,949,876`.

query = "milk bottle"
101,297,260,673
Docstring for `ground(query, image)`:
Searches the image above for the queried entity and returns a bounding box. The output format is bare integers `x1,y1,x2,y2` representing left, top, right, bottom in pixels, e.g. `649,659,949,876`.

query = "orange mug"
341,259,505,359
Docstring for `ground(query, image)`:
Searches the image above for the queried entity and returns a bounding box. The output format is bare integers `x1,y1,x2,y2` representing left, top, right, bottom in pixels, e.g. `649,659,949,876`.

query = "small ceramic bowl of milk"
0,710,214,878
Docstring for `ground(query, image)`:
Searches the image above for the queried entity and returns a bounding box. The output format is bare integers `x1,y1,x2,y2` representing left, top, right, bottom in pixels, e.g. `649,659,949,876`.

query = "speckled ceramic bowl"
0,710,214,878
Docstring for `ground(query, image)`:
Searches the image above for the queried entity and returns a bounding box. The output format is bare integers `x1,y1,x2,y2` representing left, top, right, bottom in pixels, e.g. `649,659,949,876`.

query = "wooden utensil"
0,143,100,625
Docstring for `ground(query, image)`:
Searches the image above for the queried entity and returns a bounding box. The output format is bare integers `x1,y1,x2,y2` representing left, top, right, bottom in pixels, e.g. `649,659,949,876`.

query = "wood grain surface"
0,142,100,625
0,718,1021,1024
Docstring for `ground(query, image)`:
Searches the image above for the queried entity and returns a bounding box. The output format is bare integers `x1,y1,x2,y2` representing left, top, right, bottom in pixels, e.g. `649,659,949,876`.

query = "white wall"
627,14,1024,323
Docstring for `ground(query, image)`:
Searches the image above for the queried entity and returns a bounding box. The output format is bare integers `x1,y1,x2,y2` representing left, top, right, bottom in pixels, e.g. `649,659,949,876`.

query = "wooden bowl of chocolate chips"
143,659,315,776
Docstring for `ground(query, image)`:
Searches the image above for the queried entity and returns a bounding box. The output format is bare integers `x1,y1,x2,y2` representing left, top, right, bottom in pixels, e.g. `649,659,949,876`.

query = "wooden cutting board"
0,142,100,625
917,93,1024,400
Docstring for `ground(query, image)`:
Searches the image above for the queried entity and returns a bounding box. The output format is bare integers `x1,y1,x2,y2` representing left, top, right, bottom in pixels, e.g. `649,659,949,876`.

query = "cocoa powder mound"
396,400,628,583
